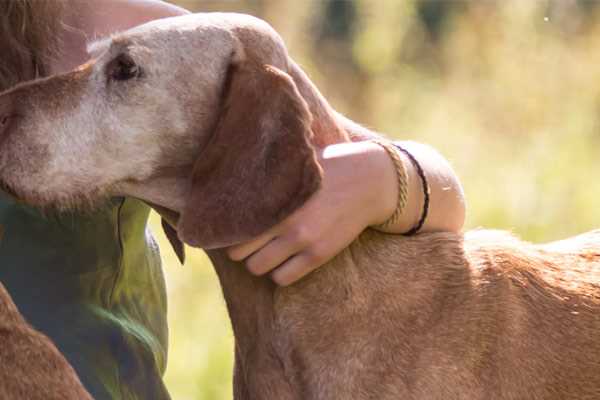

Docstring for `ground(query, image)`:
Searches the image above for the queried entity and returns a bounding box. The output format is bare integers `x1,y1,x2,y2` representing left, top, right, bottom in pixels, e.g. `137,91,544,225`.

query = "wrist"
366,141,424,233
356,141,399,227
319,141,422,233
320,141,395,228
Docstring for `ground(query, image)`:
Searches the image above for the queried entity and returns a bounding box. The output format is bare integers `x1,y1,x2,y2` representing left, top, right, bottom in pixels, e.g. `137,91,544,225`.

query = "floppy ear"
162,218,185,265
178,61,322,249
146,200,186,264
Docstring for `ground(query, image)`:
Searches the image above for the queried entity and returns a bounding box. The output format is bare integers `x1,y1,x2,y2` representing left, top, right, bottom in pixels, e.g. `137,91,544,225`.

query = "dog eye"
108,54,141,82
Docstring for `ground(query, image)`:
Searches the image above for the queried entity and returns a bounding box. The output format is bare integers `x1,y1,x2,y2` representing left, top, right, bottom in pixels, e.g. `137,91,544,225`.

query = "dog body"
1,13,599,399
210,229,600,400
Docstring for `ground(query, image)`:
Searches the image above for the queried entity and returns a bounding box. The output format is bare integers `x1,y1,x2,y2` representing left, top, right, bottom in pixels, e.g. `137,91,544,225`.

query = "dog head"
0,13,323,259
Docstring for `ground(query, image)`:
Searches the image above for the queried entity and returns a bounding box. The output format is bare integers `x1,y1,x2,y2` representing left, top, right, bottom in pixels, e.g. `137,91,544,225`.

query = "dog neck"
201,67,378,398
205,249,300,399
288,61,351,147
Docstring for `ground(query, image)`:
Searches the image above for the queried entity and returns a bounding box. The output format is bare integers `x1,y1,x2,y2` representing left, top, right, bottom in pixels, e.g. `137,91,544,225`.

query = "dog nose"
0,95,14,139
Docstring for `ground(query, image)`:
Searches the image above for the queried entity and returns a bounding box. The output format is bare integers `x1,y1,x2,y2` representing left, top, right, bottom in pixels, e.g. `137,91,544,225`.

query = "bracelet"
394,143,430,235
371,139,409,230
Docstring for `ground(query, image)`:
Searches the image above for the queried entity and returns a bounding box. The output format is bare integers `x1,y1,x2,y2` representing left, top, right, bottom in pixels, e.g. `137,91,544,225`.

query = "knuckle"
306,246,327,266
227,248,245,261
246,258,267,276
291,225,312,246
271,270,293,287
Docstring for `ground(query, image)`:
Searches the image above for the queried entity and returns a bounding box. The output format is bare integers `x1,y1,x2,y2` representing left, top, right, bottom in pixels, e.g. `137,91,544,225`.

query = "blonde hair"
0,0,65,91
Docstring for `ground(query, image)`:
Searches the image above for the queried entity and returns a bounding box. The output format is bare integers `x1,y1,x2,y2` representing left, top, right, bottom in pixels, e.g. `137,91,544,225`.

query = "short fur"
179,61,322,248
1,13,599,400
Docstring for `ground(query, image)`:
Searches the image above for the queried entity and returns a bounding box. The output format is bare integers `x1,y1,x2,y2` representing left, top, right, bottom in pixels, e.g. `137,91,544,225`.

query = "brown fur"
206,229,600,400
179,61,323,249
0,13,599,399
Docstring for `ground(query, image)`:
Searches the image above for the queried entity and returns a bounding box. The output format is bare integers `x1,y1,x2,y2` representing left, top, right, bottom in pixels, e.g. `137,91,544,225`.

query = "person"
0,0,465,399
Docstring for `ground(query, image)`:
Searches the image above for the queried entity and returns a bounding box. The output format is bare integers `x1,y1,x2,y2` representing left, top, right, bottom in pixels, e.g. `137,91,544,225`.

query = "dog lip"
0,113,19,126
0,179,19,202
0,113,22,148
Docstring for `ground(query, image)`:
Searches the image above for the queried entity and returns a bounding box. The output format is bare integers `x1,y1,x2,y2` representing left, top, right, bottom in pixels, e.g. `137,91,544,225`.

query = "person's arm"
74,0,189,40
228,135,466,286
77,0,465,286
324,139,466,234
336,113,465,234
111,2,465,234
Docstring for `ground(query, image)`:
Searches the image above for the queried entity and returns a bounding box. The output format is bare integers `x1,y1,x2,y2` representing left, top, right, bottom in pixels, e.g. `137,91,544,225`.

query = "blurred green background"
153,1,600,398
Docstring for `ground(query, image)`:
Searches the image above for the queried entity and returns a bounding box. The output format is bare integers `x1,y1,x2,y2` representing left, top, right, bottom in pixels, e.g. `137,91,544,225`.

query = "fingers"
267,227,359,286
269,248,328,287
244,232,308,276
226,221,330,284
224,142,389,286
226,229,276,261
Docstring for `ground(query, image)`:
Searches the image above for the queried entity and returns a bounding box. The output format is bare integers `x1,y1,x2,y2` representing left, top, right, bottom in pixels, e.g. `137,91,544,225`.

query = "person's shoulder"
118,0,190,22
74,0,190,39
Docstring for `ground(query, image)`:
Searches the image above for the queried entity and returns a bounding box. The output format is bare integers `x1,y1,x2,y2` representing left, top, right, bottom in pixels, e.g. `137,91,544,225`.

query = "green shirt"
0,195,170,400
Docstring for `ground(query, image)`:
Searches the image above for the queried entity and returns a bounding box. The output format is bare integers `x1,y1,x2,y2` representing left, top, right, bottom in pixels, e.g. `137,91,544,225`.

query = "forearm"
227,116,466,286
390,141,465,234
337,116,466,234
75,0,190,40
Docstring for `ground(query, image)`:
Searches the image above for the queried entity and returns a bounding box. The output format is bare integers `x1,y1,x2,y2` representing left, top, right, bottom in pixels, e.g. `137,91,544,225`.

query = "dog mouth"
0,175,41,206
0,179,20,202
0,114,22,148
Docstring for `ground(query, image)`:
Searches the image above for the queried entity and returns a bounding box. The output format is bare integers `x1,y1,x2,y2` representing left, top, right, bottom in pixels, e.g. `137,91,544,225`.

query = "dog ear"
161,218,185,264
178,61,322,249
146,200,186,264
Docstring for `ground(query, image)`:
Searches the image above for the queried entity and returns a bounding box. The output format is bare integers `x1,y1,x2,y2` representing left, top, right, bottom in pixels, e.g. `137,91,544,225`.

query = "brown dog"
0,13,599,399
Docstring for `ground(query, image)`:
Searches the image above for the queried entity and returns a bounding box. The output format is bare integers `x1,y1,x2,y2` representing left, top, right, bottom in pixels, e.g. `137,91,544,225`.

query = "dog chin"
0,178,32,204
0,178,110,213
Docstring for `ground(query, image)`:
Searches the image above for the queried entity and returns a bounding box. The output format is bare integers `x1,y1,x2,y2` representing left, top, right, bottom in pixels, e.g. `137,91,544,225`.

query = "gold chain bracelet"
371,139,409,230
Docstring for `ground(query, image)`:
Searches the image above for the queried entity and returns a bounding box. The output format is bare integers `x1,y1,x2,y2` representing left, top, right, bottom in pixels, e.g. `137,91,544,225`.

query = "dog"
1,13,599,399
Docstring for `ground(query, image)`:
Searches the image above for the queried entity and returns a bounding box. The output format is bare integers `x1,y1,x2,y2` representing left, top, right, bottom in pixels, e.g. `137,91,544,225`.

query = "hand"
226,141,399,286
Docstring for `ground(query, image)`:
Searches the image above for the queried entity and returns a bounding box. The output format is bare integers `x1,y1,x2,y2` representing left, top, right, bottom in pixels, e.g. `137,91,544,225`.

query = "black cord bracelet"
394,144,430,235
